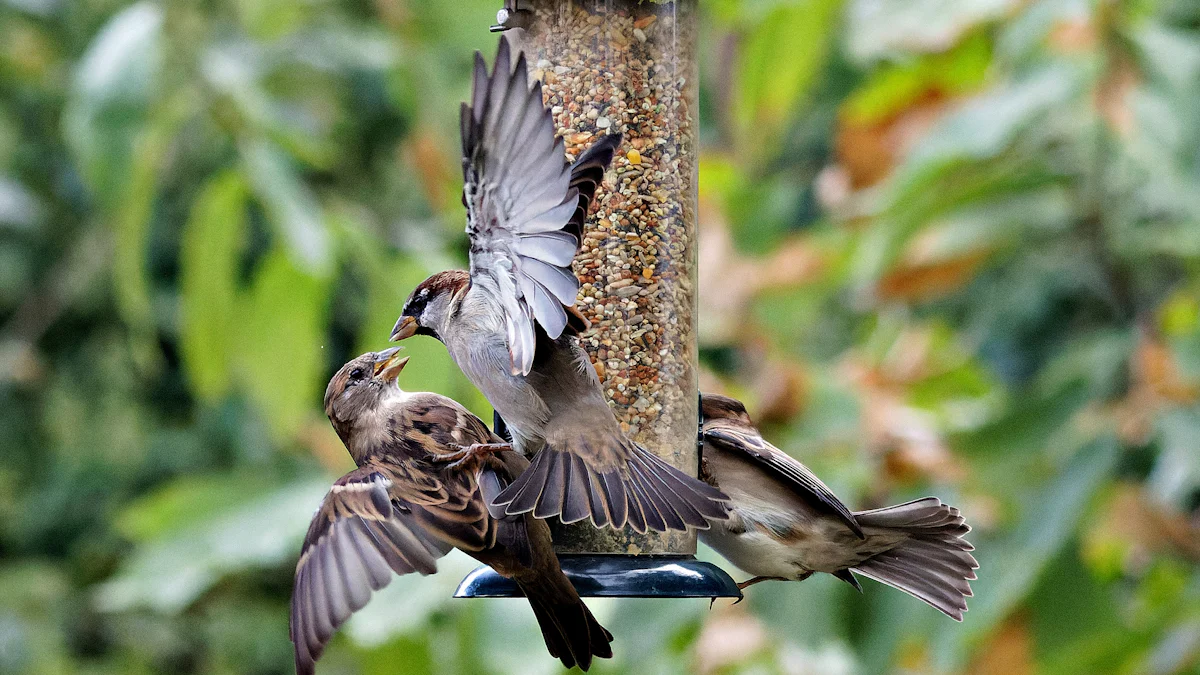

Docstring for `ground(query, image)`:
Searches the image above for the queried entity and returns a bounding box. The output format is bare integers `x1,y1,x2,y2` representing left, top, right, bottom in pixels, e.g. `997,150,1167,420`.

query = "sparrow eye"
347,367,366,384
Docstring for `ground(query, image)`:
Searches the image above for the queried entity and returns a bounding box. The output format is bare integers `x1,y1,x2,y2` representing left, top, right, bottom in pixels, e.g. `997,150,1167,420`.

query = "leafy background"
1,0,1198,673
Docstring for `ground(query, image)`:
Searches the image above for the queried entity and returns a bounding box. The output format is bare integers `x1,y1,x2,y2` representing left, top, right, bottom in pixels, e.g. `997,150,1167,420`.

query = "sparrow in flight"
391,40,728,533
289,348,613,673
699,394,978,620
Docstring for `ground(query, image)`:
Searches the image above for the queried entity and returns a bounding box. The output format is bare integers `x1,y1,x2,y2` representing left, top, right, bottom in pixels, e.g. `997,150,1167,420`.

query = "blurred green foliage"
1,0,1199,673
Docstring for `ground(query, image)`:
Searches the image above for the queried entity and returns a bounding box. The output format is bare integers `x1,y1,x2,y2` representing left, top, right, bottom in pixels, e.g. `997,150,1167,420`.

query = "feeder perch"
457,0,739,601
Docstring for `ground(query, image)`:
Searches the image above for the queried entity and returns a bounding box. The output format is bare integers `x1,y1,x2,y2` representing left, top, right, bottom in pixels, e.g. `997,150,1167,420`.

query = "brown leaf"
1134,333,1200,404
842,355,967,485
835,92,950,190
697,194,826,346
877,251,991,302
969,613,1035,675
1095,58,1139,138
1087,483,1200,568
403,127,455,210
1048,19,1098,54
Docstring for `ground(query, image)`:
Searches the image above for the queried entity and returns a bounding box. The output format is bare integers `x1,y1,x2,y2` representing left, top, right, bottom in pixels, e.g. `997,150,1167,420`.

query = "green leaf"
63,2,164,205
1147,409,1200,508
234,0,309,40
844,32,992,124
242,139,332,275
179,171,247,401
233,247,330,439
733,0,842,159
95,478,329,614
62,2,175,372
113,472,271,544
903,64,1081,175
941,435,1119,666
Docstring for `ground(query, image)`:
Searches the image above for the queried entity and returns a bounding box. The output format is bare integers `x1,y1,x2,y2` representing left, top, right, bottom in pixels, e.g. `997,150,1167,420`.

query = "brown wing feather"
290,466,452,675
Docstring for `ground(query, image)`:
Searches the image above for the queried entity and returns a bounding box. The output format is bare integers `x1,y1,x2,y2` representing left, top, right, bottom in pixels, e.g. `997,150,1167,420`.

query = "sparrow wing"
290,456,498,674
290,466,451,674
462,39,619,375
704,422,865,539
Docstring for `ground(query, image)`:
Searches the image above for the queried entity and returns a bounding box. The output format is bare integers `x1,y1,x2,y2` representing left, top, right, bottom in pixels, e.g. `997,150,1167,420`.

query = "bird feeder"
456,0,740,600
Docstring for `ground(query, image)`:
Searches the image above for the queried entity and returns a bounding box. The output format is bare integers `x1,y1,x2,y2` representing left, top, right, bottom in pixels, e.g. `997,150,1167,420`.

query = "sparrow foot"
437,442,512,470
735,576,789,592
721,590,747,607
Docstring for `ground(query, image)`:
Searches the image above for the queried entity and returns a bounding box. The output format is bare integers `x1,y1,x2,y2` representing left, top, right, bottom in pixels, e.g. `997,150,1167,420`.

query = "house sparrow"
699,394,978,621
290,348,613,674
390,40,728,533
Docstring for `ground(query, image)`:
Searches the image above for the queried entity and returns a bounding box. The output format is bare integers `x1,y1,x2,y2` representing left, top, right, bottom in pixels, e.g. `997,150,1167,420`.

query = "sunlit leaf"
179,171,247,401
63,2,163,204
843,32,992,124
233,247,331,439
114,472,270,544
95,478,329,614
0,177,43,231
733,0,842,159
847,0,1019,62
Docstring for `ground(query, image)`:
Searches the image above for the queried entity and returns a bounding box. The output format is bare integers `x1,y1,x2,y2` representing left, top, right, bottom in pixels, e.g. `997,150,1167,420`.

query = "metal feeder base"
454,554,743,599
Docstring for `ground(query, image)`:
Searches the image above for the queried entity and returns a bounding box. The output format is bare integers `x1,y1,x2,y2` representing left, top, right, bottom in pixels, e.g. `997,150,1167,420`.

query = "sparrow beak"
373,347,410,382
390,315,417,342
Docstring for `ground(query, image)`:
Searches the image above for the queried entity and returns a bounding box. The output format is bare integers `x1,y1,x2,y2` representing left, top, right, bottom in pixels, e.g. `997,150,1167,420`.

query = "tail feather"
492,443,730,533
517,574,614,671
850,497,979,621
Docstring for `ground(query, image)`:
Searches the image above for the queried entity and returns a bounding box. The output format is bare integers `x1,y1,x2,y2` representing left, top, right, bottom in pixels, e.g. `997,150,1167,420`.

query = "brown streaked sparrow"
390,40,728,533
290,348,613,674
699,394,978,621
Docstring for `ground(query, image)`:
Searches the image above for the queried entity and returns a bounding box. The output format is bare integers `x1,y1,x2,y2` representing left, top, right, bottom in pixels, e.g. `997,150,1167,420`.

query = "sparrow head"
700,394,754,426
391,270,470,343
324,347,410,442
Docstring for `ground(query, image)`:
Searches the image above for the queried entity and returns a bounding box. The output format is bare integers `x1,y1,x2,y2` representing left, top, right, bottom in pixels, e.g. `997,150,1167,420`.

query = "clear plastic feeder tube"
505,0,699,555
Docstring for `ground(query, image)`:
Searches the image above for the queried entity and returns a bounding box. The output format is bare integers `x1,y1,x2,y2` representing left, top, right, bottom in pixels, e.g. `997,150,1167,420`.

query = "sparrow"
289,348,613,674
699,394,978,621
390,39,728,533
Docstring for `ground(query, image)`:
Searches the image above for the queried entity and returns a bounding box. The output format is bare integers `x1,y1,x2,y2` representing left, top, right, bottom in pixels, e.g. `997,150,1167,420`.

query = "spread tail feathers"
516,571,614,671
492,442,730,533
849,497,978,621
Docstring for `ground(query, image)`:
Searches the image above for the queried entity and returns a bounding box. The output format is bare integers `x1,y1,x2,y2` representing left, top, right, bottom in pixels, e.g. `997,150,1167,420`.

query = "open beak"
390,315,417,342
373,347,410,382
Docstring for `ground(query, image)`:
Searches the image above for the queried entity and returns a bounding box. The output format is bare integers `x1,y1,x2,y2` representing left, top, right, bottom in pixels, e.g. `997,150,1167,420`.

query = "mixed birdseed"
512,0,698,552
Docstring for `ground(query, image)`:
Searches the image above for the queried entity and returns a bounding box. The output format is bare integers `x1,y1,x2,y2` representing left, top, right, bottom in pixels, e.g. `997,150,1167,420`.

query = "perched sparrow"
390,40,728,533
699,394,978,620
290,348,613,674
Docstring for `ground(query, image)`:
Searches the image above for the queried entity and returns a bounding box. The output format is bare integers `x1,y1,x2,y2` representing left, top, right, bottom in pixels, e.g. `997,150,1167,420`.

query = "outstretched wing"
462,39,619,376
289,460,496,674
703,422,864,539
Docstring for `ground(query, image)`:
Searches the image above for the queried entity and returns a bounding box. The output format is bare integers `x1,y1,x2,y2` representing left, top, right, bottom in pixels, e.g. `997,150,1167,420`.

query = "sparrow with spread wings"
289,348,613,674
390,40,728,533
699,394,978,621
